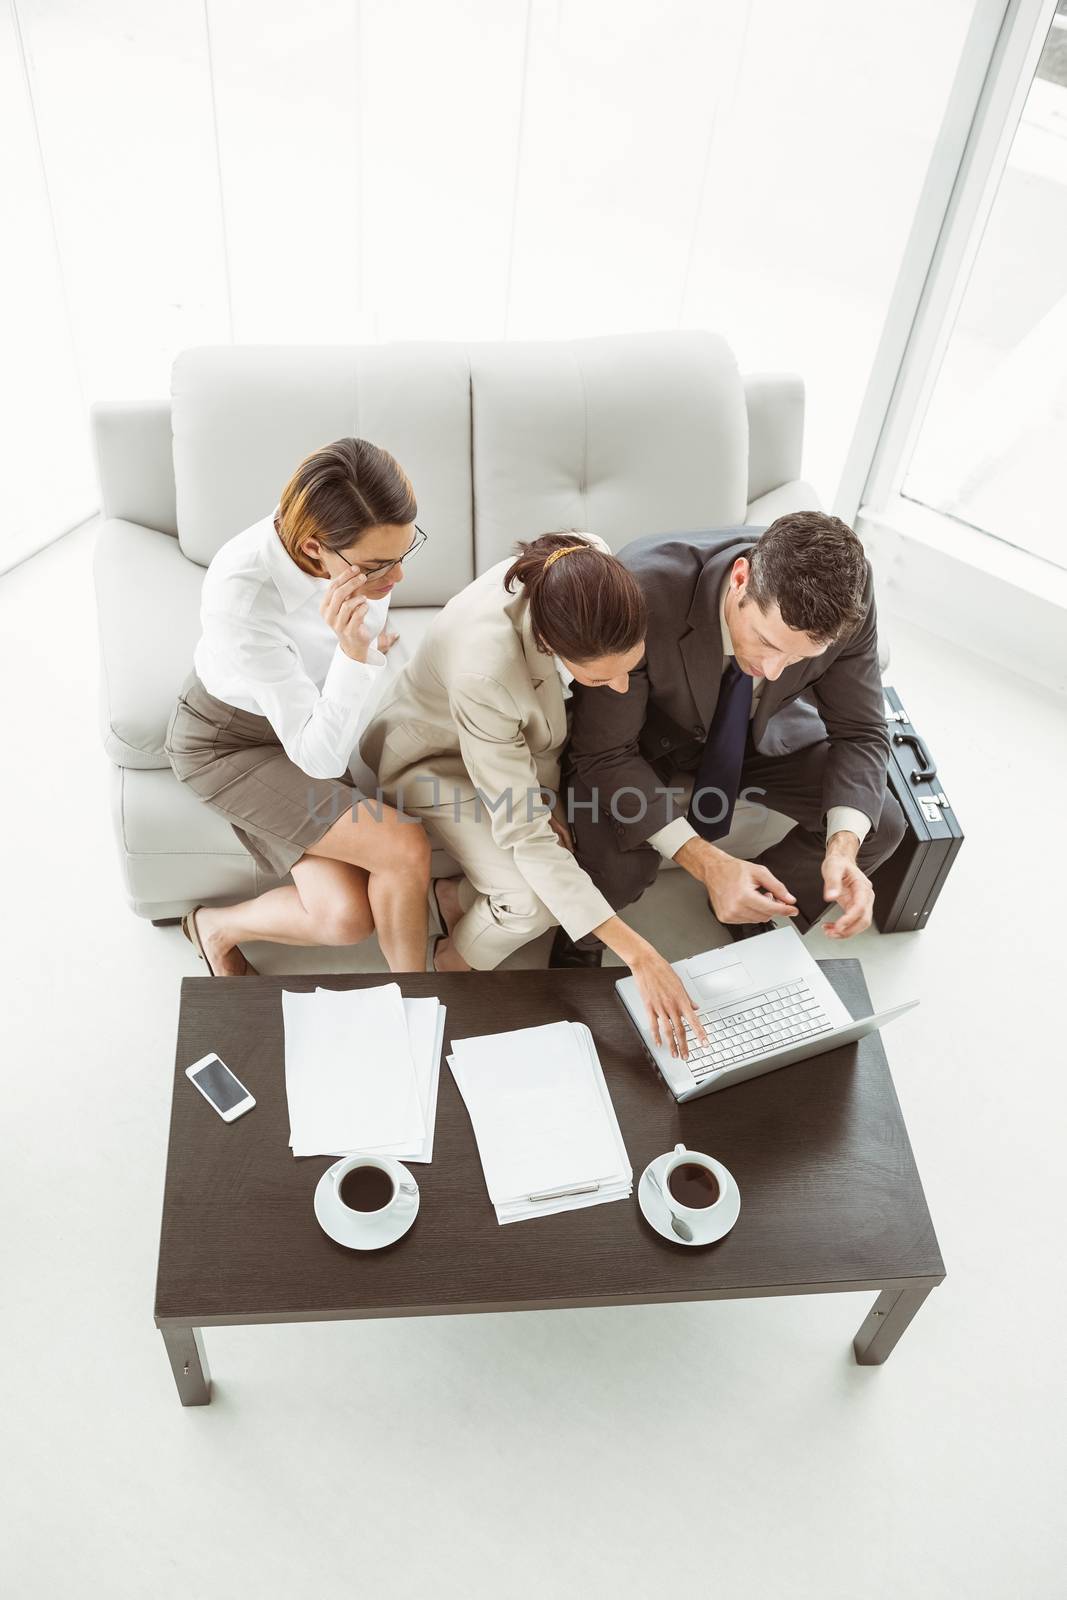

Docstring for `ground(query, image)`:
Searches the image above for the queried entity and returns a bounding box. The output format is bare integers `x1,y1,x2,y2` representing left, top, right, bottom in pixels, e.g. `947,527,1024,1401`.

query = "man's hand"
821,831,873,939
376,629,400,655
676,838,798,925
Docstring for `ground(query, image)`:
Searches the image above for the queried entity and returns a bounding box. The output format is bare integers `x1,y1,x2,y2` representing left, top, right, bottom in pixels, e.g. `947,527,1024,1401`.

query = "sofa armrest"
745,480,823,524
743,372,806,505
94,519,204,768
91,400,178,537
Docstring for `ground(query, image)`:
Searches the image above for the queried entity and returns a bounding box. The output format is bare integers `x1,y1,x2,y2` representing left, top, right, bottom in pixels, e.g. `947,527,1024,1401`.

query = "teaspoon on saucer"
646,1168,694,1242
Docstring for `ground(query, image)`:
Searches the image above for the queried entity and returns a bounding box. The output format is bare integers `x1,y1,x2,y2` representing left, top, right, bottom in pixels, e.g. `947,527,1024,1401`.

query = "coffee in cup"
667,1161,720,1209
339,1162,395,1213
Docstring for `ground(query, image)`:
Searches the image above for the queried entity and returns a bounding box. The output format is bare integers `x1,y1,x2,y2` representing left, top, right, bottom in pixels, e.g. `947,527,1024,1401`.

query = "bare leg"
306,799,430,971
194,858,376,974
432,876,471,972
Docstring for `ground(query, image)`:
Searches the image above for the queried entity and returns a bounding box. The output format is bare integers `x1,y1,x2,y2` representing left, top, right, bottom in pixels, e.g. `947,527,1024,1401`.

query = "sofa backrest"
468,331,748,569
171,343,474,608
167,331,750,606
94,333,785,611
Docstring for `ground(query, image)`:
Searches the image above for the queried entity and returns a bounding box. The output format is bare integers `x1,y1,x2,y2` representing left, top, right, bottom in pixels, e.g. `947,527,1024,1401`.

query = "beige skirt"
163,669,361,878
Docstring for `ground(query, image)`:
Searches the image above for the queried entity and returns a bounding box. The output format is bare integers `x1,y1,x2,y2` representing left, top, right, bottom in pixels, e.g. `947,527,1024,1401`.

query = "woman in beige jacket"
362,533,706,1058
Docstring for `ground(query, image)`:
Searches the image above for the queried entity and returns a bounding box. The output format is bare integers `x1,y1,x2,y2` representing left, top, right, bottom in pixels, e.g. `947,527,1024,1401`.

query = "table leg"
161,1325,212,1405
853,1284,935,1365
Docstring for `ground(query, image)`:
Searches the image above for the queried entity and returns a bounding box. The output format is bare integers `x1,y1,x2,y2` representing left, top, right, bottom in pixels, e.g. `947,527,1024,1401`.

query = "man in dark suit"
551,512,905,966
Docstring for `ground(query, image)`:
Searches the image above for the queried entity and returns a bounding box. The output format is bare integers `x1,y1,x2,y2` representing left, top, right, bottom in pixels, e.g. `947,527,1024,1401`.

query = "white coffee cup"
316,1154,419,1249
650,1143,734,1243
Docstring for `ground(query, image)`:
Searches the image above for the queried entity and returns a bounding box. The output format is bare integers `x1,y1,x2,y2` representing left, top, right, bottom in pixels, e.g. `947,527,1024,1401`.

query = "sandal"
431,876,465,938
181,906,217,975
430,879,447,937
181,905,258,977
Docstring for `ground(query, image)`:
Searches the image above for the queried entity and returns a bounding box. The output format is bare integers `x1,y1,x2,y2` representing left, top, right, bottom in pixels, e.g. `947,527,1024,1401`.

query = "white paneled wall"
359,0,529,340
1,1,94,566
5,0,978,570
17,0,229,398
506,1,744,339
208,0,364,343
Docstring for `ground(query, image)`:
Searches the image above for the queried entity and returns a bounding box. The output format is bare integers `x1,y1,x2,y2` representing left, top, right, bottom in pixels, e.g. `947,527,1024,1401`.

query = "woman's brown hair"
276,438,417,576
504,532,647,664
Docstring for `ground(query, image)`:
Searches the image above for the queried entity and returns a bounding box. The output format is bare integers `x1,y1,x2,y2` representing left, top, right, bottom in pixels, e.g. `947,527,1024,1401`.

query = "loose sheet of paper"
334,997,445,1164
282,982,425,1157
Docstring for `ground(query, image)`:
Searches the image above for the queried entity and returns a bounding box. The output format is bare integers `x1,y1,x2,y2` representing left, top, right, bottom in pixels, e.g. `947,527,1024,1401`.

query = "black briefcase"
871,686,964,933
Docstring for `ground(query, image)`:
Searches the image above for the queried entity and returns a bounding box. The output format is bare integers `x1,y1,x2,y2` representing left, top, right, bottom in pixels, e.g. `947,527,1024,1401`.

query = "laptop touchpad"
688,956,751,1005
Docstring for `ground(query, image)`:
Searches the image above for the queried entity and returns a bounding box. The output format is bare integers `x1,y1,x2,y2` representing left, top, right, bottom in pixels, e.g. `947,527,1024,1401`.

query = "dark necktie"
686,659,753,842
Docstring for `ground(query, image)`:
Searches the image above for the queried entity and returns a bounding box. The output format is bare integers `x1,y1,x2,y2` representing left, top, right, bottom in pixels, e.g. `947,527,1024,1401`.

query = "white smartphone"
185,1052,256,1122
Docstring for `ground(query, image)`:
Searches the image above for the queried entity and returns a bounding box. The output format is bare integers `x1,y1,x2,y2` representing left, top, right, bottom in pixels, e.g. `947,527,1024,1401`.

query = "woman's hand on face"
321,569,374,663
630,949,707,1061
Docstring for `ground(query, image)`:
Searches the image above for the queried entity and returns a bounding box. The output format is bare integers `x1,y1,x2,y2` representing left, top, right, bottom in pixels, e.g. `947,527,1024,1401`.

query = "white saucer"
638,1153,740,1247
314,1158,420,1251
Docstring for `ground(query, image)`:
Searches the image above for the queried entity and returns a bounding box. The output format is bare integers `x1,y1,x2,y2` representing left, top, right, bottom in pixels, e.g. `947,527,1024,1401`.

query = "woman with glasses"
164,437,431,976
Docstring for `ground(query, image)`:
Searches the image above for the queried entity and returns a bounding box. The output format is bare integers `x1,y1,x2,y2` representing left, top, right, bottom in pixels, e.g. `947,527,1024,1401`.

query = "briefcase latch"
919,793,949,823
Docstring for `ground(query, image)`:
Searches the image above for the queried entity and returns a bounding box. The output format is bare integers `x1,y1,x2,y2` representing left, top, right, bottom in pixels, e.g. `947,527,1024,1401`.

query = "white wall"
5,0,976,568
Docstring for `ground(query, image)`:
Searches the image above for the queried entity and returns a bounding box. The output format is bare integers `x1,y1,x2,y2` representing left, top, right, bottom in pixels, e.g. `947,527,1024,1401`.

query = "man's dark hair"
745,512,869,645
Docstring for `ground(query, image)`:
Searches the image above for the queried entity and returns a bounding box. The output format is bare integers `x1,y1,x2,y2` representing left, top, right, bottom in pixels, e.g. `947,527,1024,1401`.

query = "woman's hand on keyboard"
593,917,707,1061
629,949,708,1061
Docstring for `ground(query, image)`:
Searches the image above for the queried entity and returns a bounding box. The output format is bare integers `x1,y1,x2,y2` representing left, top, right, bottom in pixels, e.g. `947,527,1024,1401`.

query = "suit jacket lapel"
752,671,792,741
751,662,809,743
678,617,720,730
678,541,749,732
513,591,568,752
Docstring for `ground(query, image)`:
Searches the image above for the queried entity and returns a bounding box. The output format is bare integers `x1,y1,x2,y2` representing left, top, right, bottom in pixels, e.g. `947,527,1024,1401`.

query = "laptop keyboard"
682,979,833,1080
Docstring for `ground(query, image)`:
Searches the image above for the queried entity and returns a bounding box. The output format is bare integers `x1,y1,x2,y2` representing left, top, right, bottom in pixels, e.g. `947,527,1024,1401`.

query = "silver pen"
526,1181,602,1202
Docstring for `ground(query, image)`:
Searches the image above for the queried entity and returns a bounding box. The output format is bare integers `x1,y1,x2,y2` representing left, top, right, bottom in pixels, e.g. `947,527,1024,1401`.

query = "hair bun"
503,532,645,665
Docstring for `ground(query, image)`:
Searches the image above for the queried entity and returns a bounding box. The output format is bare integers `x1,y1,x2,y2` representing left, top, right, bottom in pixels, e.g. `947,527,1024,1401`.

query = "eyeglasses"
332,524,428,581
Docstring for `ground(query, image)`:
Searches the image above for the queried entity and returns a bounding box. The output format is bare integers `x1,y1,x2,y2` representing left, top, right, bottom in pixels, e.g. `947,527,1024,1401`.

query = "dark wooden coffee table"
155,962,945,1404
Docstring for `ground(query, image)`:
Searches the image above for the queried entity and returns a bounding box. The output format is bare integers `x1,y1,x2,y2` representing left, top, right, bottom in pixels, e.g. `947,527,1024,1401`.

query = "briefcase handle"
893,730,937,783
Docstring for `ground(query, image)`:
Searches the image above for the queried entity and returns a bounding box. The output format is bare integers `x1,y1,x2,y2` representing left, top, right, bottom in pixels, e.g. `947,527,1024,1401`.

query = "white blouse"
193,510,390,781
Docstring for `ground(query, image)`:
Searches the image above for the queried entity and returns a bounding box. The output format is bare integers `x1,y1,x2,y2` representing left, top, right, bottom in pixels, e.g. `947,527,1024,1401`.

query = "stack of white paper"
281,983,445,1163
447,1021,631,1223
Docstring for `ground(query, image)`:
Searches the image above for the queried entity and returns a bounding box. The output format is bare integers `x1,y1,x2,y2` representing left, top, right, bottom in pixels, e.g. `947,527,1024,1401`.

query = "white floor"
3,523,1065,1599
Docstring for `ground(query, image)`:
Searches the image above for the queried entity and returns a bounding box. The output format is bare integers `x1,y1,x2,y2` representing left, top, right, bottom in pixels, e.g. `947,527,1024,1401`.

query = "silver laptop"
615,925,918,1101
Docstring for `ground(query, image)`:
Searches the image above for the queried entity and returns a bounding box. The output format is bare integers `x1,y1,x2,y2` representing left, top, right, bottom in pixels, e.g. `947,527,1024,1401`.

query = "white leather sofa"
92,331,821,934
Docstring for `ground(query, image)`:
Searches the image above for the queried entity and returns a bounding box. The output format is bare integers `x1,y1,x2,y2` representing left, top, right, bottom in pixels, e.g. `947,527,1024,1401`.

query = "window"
904,3,1067,570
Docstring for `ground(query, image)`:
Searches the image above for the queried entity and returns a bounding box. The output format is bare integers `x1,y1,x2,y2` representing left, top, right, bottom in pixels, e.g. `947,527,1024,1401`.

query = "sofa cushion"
469,330,749,569
170,343,474,606
112,759,464,912
112,761,793,919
